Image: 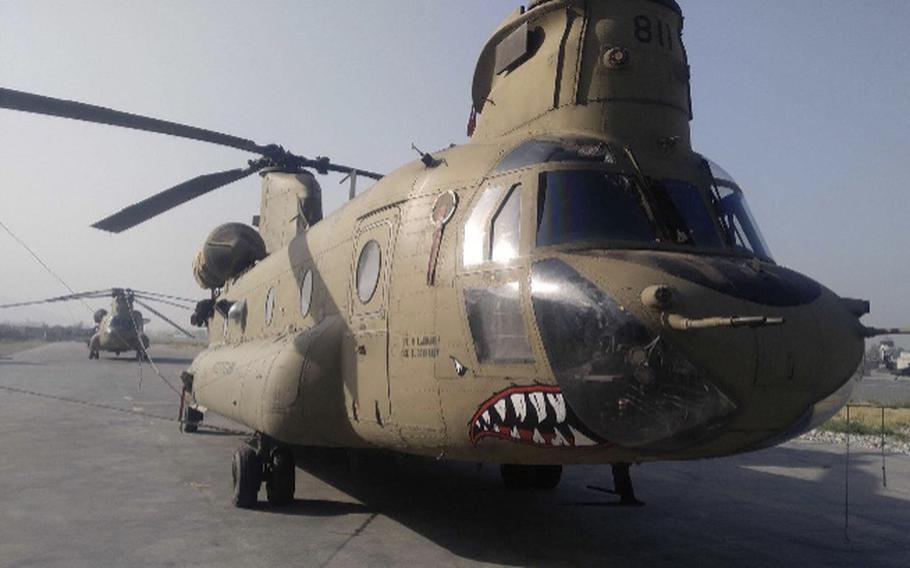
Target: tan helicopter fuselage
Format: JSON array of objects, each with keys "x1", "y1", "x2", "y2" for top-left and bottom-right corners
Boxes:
[
  {"x1": 187, "y1": 0, "x2": 864, "y2": 465},
  {"x1": 89, "y1": 297, "x2": 149, "y2": 355}
]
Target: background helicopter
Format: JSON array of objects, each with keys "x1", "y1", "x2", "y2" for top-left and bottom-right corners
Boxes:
[
  {"x1": 1, "y1": 0, "x2": 909, "y2": 511},
  {"x1": 0, "y1": 287, "x2": 196, "y2": 360}
]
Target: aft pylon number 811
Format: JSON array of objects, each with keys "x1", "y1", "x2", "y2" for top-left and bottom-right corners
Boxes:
[{"x1": 634, "y1": 15, "x2": 677, "y2": 52}]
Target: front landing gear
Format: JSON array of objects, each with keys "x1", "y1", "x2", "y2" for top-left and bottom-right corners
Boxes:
[
  {"x1": 230, "y1": 436, "x2": 296, "y2": 508},
  {"x1": 611, "y1": 463, "x2": 643, "y2": 506},
  {"x1": 88, "y1": 349, "x2": 99, "y2": 360},
  {"x1": 181, "y1": 406, "x2": 203, "y2": 433},
  {"x1": 587, "y1": 463, "x2": 645, "y2": 506}
]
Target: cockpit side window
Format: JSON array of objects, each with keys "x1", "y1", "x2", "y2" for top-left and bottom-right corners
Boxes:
[
  {"x1": 704, "y1": 159, "x2": 773, "y2": 261},
  {"x1": 490, "y1": 185, "x2": 522, "y2": 263},
  {"x1": 463, "y1": 186, "x2": 506, "y2": 267}
]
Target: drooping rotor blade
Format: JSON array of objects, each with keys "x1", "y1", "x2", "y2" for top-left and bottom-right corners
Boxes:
[
  {"x1": 132, "y1": 290, "x2": 196, "y2": 304},
  {"x1": 133, "y1": 299, "x2": 195, "y2": 339},
  {"x1": 0, "y1": 289, "x2": 112, "y2": 309},
  {"x1": 133, "y1": 294, "x2": 194, "y2": 310},
  {"x1": 0, "y1": 87, "x2": 269, "y2": 154},
  {"x1": 92, "y1": 166, "x2": 258, "y2": 233}
]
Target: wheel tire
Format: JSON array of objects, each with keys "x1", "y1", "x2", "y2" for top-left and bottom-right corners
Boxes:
[
  {"x1": 530, "y1": 465, "x2": 562, "y2": 490},
  {"x1": 232, "y1": 446, "x2": 262, "y2": 508},
  {"x1": 266, "y1": 450, "x2": 296, "y2": 506},
  {"x1": 500, "y1": 464, "x2": 533, "y2": 490},
  {"x1": 501, "y1": 464, "x2": 562, "y2": 490}
]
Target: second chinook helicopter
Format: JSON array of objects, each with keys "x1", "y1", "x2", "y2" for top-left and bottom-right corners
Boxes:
[
  {"x1": 3, "y1": 0, "x2": 908, "y2": 508},
  {"x1": 0, "y1": 288, "x2": 196, "y2": 360}
]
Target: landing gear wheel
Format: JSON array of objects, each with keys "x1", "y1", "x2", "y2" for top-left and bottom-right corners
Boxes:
[
  {"x1": 182, "y1": 406, "x2": 203, "y2": 433},
  {"x1": 266, "y1": 449, "x2": 296, "y2": 506},
  {"x1": 88, "y1": 349, "x2": 99, "y2": 360},
  {"x1": 135, "y1": 350, "x2": 149, "y2": 362},
  {"x1": 500, "y1": 464, "x2": 562, "y2": 490},
  {"x1": 231, "y1": 445, "x2": 262, "y2": 508}
]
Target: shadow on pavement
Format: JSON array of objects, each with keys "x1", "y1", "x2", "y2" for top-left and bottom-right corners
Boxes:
[{"x1": 292, "y1": 445, "x2": 910, "y2": 567}]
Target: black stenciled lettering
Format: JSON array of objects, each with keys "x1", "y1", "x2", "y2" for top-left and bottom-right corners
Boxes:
[{"x1": 634, "y1": 15, "x2": 652, "y2": 44}]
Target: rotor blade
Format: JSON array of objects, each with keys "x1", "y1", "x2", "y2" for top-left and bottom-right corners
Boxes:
[
  {"x1": 133, "y1": 294, "x2": 194, "y2": 310},
  {"x1": 0, "y1": 289, "x2": 112, "y2": 309},
  {"x1": 133, "y1": 299, "x2": 195, "y2": 339},
  {"x1": 132, "y1": 290, "x2": 196, "y2": 304},
  {"x1": 92, "y1": 166, "x2": 258, "y2": 233},
  {"x1": 319, "y1": 162, "x2": 384, "y2": 181},
  {"x1": 0, "y1": 87, "x2": 269, "y2": 154}
]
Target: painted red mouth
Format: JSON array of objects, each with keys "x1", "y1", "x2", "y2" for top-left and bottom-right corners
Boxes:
[{"x1": 469, "y1": 385, "x2": 608, "y2": 448}]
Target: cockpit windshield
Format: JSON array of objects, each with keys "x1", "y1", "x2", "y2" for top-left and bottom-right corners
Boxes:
[
  {"x1": 517, "y1": 143, "x2": 773, "y2": 260},
  {"x1": 536, "y1": 171, "x2": 657, "y2": 247}
]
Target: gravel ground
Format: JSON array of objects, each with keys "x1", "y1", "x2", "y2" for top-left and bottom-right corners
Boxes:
[{"x1": 799, "y1": 429, "x2": 910, "y2": 455}]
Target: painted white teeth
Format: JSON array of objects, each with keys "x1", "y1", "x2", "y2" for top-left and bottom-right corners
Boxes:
[
  {"x1": 547, "y1": 393, "x2": 566, "y2": 423},
  {"x1": 510, "y1": 426, "x2": 520, "y2": 439},
  {"x1": 482, "y1": 411, "x2": 491, "y2": 425},
  {"x1": 475, "y1": 420, "x2": 482, "y2": 430},
  {"x1": 533, "y1": 429, "x2": 545, "y2": 444},
  {"x1": 494, "y1": 399, "x2": 507, "y2": 421},
  {"x1": 553, "y1": 429, "x2": 569, "y2": 446},
  {"x1": 493, "y1": 424, "x2": 500, "y2": 433},
  {"x1": 529, "y1": 392, "x2": 547, "y2": 422},
  {"x1": 510, "y1": 394, "x2": 527, "y2": 423},
  {"x1": 569, "y1": 426, "x2": 597, "y2": 447}
]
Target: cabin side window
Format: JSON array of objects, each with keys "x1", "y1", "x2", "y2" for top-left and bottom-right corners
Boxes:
[
  {"x1": 300, "y1": 270, "x2": 313, "y2": 317},
  {"x1": 265, "y1": 288, "x2": 276, "y2": 325},
  {"x1": 356, "y1": 240, "x2": 381, "y2": 304}
]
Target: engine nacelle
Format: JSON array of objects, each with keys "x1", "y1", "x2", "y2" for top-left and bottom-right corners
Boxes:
[{"x1": 193, "y1": 223, "x2": 266, "y2": 289}]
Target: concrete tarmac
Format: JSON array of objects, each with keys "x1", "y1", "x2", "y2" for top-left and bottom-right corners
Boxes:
[{"x1": 1, "y1": 342, "x2": 909, "y2": 567}]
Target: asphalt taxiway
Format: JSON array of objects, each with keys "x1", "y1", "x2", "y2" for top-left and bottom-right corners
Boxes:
[{"x1": 1, "y1": 342, "x2": 908, "y2": 567}]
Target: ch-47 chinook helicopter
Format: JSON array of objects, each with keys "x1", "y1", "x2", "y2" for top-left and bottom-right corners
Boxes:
[
  {"x1": 0, "y1": 288, "x2": 195, "y2": 360},
  {"x1": 3, "y1": 0, "x2": 909, "y2": 508}
]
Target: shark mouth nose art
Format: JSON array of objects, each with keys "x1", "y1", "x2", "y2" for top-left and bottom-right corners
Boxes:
[{"x1": 469, "y1": 385, "x2": 608, "y2": 448}]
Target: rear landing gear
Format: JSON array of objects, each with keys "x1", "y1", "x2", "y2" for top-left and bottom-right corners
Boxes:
[
  {"x1": 500, "y1": 464, "x2": 562, "y2": 490},
  {"x1": 88, "y1": 349, "x2": 99, "y2": 360},
  {"x1": 231, "y1": 435, "x2": 296, "y2": 508}
]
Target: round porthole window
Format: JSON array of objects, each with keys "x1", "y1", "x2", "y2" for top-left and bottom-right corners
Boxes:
[
  {"x1": 356, "y1": 240, "x2": 381, "y2": 304},
  {"x1": 265, "y1": 287, "x2": 276, "y2": 325},
  {"x1": 300, "y1": 270, "x2": 313, "y2": 317}
]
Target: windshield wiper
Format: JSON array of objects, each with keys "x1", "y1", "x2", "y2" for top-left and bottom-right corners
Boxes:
[{"x1": 622, "y1": 147, "x2": 688, "y2": 244}]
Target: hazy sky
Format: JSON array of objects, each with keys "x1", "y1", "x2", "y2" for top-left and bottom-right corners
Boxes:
[{"x1": 1, "y1": 1, "x2": 908, "y2": 344}]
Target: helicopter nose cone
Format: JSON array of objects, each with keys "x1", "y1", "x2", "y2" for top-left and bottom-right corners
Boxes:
[
  {"x1": 530, "y1": 254, "x2": 864, "y2": 453},
  {"x1": 530, "y1": 258, "x2": 738, "y2": 450}
]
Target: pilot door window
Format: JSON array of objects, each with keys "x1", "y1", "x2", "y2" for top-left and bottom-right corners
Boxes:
[{"x1": 463, "y1": 183, "x2": 522, "y2": 267}]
